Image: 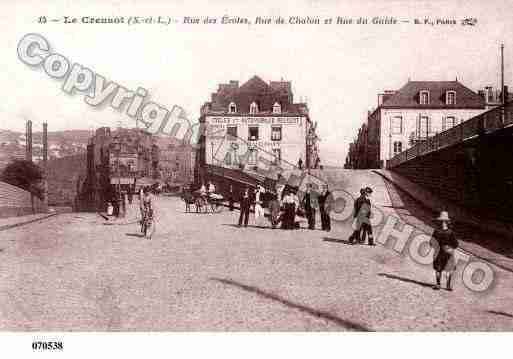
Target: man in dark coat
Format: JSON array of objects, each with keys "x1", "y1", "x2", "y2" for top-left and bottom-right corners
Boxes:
[
  {"x1": 318, "y1": 184, "x2": 332, "y2": 231},
  {"x1": 238, "y1": 187, "x2": 251, "y2": 227},
  {"x1": 348, "y1": 188, "x2": 366, "y2": 244},
  {"x1": 359, "y1": 187, "x2": 375, "y2": 246},
  {"x1": 302, "y1": 184, "x2": 317, "y2": 230}
]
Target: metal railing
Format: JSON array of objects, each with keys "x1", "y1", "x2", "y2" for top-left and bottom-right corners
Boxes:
[{"x1": 387, "y1": 101, "x2": 513, "y2": 168}]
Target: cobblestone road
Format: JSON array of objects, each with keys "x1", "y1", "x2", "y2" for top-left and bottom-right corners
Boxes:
[{"x1": 1, "y1": 190, "x2": 513, "y2": 331}]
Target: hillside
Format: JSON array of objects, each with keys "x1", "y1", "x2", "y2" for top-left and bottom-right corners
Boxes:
[{"x1": 46, "y1": 154, "x2": 87, "y2": 206}]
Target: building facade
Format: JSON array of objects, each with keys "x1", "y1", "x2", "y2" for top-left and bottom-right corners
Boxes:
[
  {"x1": 197, "y1": 76, "x2": 319, "y2": 181},
  {"x1": 349, "y1": 80, "x2": 487, "y2": 168},
  {"x1": 77, "y1": 127, "x2": 159, "y2": 211},
  {"x1": 156, "y1": 137, "x2": 196, "y2": 186}
]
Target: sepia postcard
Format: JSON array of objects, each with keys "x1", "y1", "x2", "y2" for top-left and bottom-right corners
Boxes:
[{"x1": 0, "y1": 0, "x2": 512, "y2": 357}]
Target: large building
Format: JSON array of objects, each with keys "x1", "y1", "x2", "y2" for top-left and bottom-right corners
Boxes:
[
  {"x1": 197, "y1": 76, "x2": 320, "y2": 181},
  {"x1": 350, "y1": 80, "x2": 487, "y2": 169},
  {"x1": 77, "y1": 127, "x2": 159, "y2": 211}
]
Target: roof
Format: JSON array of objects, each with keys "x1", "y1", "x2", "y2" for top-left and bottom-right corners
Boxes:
[
  {"x1": 381, "y1": 81, "x2": 485, "y2": 109},
  {"x1": 206, "y1": 75, "x2": 306, "y2": 116}
]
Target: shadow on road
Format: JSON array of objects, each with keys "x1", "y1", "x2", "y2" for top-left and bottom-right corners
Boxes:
[
  {"x1": 383, "y1": 180, "x2": 513, "y2": 273},
  {"x1": 125, "y1": 233, "x2": 145, "y2": 238},
  {"x1": 378, "y1": 273, "x2": 434, "y2": 289},
  {"x1": 211, "y1": 277, "x2": 371, "y2": 331},
  {"x1": 323, "y1": 237, "x2": 352, "y2": 245},
  {"x1": 222, "y1": 224, "x2": 272, "y2": 230},
  {"x1": 486, "y1": 310, "x2": 513, "y2": 319}
]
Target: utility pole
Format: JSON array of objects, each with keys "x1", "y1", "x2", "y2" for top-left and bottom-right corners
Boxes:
[{"x1": 501, "y1": 43, "x2": 505, "y2": 105}]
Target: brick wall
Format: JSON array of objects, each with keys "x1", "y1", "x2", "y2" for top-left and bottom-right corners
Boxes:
[{"x1": 0, "y1": 181, "x2": 46, "y2": 218}]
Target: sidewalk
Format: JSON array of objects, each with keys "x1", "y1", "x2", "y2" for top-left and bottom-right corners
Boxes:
[
  {"x1": 373, "y1": 169, "x2": 513, "y2": 240},
  {"x1": 0, "y1": 212, "x2": 58, "y2": 231}
]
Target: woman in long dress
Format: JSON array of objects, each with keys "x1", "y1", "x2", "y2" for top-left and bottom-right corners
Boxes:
[
  {"x1": 431, "y1": 211, "x2": 458, "y2": 291},
  {"x1": 269, "y1": 193, "x2": 281, "y2": 229},
  {"x1": 281, "y1": 190, "x2": 296, "y2": 230}
]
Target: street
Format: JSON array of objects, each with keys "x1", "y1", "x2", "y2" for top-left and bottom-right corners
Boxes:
[{"x1": 1, "y1": 174, "x2": 513, "y2": 331}]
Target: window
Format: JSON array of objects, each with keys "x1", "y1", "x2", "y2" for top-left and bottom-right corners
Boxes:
[
  {"x1": 391, "y1": 116, "x2": 403, "y2": 134},
  {"x1": 446, "y1": 91, "x2": 456, "y2": 105},
  {"x1": 272, "y1": 148, "x2": 281, "y2": 164},
  {"x1": 418, "y1": 115, "x2": 430, "y2": 138},
  {"x1": 248, "y1": 149, "x2": 258, "y2": 165},
  {"x1": 393, "y1": 141, "x2": 403, "y2": 155},
  {"x1": 227, "y1": 126, "x2": 237, "y2": 140},
  {"x1": 442, "y1": 116, "x2": 458, "y2": 131},
  {"x1": 250, "y1": 102, "x2": 258, "y2": 114},
  {"x1": 273, "y1": 102, "x2": 281, "y2": 114},
  {"x1": 271, "y1": 125, "x2": 282, "y2": 141},
  {"x1": 228, "y1": 102, "x2": 237, "y2": 113},
  {"x1": 420, "y1": 90, "x2": 430, "y2": 105},
  {"x1": 248, "y1": 126, "x2": 259, "y2": 140}
]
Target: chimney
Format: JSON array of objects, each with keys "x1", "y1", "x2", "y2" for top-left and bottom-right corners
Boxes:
[
  {"x1": 501, "y1": 43, "x2": 505, "y2": 105},
  {"x1": 26, "y1": 120, "x2": 32, "y2": 161},
  {"x1": 43, "y1": 122, "x2": 48, "y2": 163},
  {"x1": 42, "y1": 122, "x2": 48, "y2": 209}
]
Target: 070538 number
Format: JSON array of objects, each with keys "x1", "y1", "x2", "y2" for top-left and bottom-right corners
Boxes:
[{"x1": 32, "y1": 341, "x2": 63, "y2": 350}]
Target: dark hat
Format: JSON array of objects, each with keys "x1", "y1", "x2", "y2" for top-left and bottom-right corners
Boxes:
[
  {"x1": 360, "y1": 188, "x2": 366, "y2": 195},
  {"x1": 365, "y1": 187, "x2": 373, "y2": 194}
]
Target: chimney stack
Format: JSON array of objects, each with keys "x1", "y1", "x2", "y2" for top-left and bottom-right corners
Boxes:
[
  {"x1": 501, "y1": 43, "x2": 505, "y2": 105},
  {"x1": 43, "y1": 122, "x2": 48, "y2": 164},
  {"x1": 43, "y1": 122, "x2": 48, "y2": 210},
  {"x1": 25, "y1": 120, "x2": 32, "y2": 161}
]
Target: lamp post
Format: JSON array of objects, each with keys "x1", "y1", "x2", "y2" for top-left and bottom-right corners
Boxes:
[{"x1": 306, "y1": 131, "x2": 315, "y2": 174}]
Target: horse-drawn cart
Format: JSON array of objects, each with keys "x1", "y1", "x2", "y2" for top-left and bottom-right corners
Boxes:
[{"x1": 181, "y1": 189, "x2": 224, "y2": 213}]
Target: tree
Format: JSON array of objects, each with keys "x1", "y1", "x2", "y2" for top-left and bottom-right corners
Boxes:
[{"x1": 1, "y1": 159, "x2": 44, "y2": 199}]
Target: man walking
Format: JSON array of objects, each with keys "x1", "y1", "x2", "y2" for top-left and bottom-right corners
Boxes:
[
  {"x1": 318, "y1": 184, "x2": 332, "y2": 231},
  {"x1": 358, "y1": 187, "x2": 375, "y2": 246},
  {"x1": 302, "y1": 183, "x2": 318, "y2": 230},
  {"x1": 348, "y1": 188, "x2": 366, "y2": 244},
  {"x1": 238, "y1": 187, "x2": 251, "y2": 227}
]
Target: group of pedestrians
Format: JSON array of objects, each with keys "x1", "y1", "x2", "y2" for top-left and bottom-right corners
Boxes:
[
  {"x1": 237, "y1": 186, "x2": 275, "y2": 228},
  {"x1": 236, "y1": 183, "x2": 332, "y2": 231},
  {"x1": 345, "y1": 185, "x2": 459, "y2": 292},
  {"x1": 348, "y1": 187, "x2": 375, "y2": 245}
]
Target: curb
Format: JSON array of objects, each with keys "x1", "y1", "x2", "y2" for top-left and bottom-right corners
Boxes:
[
  {"x1": 0, "y1": 213, "x2": 59, "y2": 232},
  {"x1": 373, "y1": 170, "x2": 513, "y2": 240}
]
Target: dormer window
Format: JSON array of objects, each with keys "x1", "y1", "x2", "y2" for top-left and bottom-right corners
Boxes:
[
  {"x1": 420, "y1": 90, "x2": 430, "y2": 105},
  {"x1": 273, "y1": 102, "x2": 282, "y2": 114},
  {"x1": 228, "y1": 102, "x2": 237, "y2": 113},
  {"x1": 249, "y1": 102, "x2": 258, "y2": 114},
  {"x1": 446, "y1": 91, "x2": 456, "y2": 105}
]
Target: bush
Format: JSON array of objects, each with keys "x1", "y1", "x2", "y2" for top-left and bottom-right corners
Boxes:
[{"x1": 1, "y1": 159, "x2": 44, "y2": 199}]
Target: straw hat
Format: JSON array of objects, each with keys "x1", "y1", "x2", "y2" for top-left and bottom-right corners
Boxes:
[{"x1": 436, "y1": 211, "x2": 451, "y2": 221}]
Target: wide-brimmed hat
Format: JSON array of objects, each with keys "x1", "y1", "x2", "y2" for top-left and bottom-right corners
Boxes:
[{"x1": 436, "y1": 211, "x2": 451, "y2": 221}]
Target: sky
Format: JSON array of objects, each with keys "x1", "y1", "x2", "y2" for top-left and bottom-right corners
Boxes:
[{"x1": 0, "y1": 0, "x2": 512, "y2": 166}]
